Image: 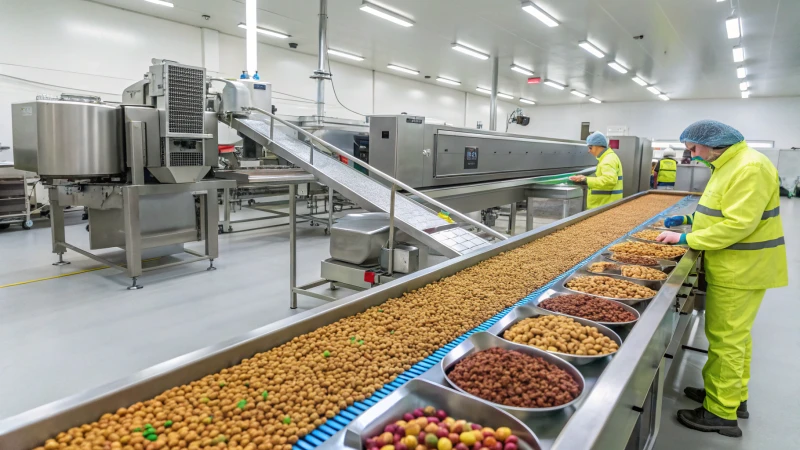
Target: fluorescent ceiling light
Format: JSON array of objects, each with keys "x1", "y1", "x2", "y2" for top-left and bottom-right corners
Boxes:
[
  {"x1": 726, "y1": 16, "x2": 741, "y2": 39},
  {"x1": 578, "y1": 41, "x2": 605, "y2": 58},
  {"x1": 436, "y1": 77, "x2": 461, "y2": 86},
  {"x1": 387, "y1": 64, "x2": 419, "y2": 75},
  {"x1": 520, "y1": 98, "x2": 536, "y2": 105},
  {"x1": 737, "y1": 66, "x2": 746, "y2": 78},
  {"x1": 632, "y1": 76, "x2": 648, "y2": 86},
  {"x1": 328, "y1": 49, "x2": 364, "y2": 61},
  {"x1": 647, "y1": 86, "x2": 661, "y2": 95},
  {"x1": 741, "y1": 90, "x2": 750, "y2": 98},
  {"x1": 475, "y1": 87, "x2": 513, "y2": 99},
  {"x1": 238, "y1": 23, "x2": 290, "y2": 39},
  {"x1": 452, "y1": 43, "x2": 489, "y2": 60},
  {"x1": 144, "y1": 0, "x2": 173, "y2": 6},
  {"x1": 360, "y1": 1, "x2": 415, "y2": 27},
  {"x1": 543, "y1": 80, "x2": 566, "y2": 90},
  {"x1": 732, "y1": 46, "x2": 744, "y2": 62},
  {"x1": 739, "y1": 81, "x2": 749, "y2": 90},
  {"x1": 588, "y1": 97, "x2": 602, "y2": 104},
  {"x1": 521, "y1": 1, "x2": 559, "y2": 27},
  {"x1": 510, "y1": 64, "x2": 534, "y2": 76},
  {"x1": 658, "y1": 94, "x2": 670, "y2": 101},
  {"x1": 608, "y1": 61, "x2": 628, "y2": 74},
  {"x1": 570, "y1": 90, "x2": 587, "y2": 98}
]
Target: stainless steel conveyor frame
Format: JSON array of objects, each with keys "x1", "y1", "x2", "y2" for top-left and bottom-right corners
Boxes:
[{"x1": 0, "y1": 191, "x2": 700, "y2": 450}]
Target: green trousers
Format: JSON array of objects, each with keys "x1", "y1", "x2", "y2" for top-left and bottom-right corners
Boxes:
[{"x1": 702, "y1": 283, "x2": 765, "y2": 420}]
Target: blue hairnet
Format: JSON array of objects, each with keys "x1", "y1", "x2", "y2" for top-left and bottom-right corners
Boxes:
[
  {"x1": 679, "y1": 120, "x2": 744, "y2": 148},
  {"x1": 586, "y1": 132, "x2": 608, "y2": 147}
]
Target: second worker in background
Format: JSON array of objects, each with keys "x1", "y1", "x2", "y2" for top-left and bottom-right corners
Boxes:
[{"x1": 569, "y1": 132, "x2": 624, "y2": 209}]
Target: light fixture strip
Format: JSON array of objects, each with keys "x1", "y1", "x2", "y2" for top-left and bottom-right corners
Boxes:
[
  {"x1": 543, "y1": 80, "x2": 566, "y2": 90},
  {"x1": 736, "y1": 66, "x2": 746, "y2": 78},
  {"x1": 741, "y1": 90, "x2": 750, "y2": 98},
  {"x1": 476, "y1": 87, "x2": 513, "y2": 99},
  {"x1": 570, "y1": 90, "x2": 587, "y2": 98},
  {"x1": 452, "y1": 43, "x2": 490, "y2": 60},
  {"x1": 144, "y1": 0, "x2": 174, "y2": 6},
  {"x1": 520, "y1": 98, "x2": 536, "y2": 105},
  {"x1": 726, "y1": 16, "x2": 741, "y2": 39},
  {"x1": 647, "y1": 86, "x2": 661, "y2": 95},
  {"x1": 328, "y1": 49, "x2": 364, "y2": 61},
  {"x1": 238, "y1": 23, "x2": 290, "y2": 39},
  {"x1": 732, "y1": 46, "x2": 744, "y2": 62},
  {"x1": 632, "y1": 76, "x2": 648, "y2": 86},
  {"x1": 608, "y1": 61, "x2": 628, "y2": 74},
  {"x1": 387, "y1": 64, "x2": 419, "y2": 75},
  {"x1": 578, "y1": 41, "x2": 605, "y2": 58},
  {"x1": 510, "y1": 64, "x2": 534, "y2": 76},
  {"x1": 521, "y1": 1, "x2": 559, "y2": 27},
  {"x1": 436, "y1": 77, "x2": 461, "y2": 86},
  {"x1": 658, "y1": 94, "x2": 670, "y2": 101},
  {"x1": 359, "y1": 1, "x2": 415, "y2": 27},
  {"x1": 588, "y1": 97, "x2": 602, "y2": 104}
]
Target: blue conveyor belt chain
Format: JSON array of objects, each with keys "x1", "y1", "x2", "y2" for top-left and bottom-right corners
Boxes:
[{"x1": 294, "y1": 195, "x2": 697, "y2": 450}]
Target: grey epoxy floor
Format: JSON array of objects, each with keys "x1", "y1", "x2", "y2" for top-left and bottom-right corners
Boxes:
[{"x1": 654, "y1": 198, "x2": 800, "y2": 449}]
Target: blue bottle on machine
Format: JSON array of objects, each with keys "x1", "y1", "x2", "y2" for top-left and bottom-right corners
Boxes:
[
  {"x1": 240, "y1": 70, "x2": 250, "y2": 79},
  {"x1": 253, "y1": 71, "x2": 260, "y2": 80}
]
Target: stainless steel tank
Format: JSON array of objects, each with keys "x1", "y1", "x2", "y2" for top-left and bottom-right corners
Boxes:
[{"x1": 12, "y1": 96, "x2": 122, "y2": 177}]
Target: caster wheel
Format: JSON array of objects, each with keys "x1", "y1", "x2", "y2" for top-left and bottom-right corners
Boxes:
[
  {"x1": 22, "y1": 220, "x2": 33, "y2": 230},
  {"x1": 218, "y1": 224, "x2": 224, "y2": 234},
  {"x1": 86, "y1": 224, "x2": 90, "y2": 232},
  {"x1": 0, "y1": 223, "x2": 9, "y2": 230},
  {"x1": 324, "y1": 228, "x2": 329, "y2": 235},
  {"x1": 248, "y1": 199, "x2": 255, "y2": 206}
]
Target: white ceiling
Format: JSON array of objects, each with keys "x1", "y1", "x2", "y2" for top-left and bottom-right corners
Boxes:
[{"x1": 88, "y1": 0, "x2": 799, "y2": 105}]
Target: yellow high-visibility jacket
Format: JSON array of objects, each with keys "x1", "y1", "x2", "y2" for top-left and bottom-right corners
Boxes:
[
  {"x1": 586, "y1": 148, "x2": 624, "y2": 209},
  {"x1": 685, "y1": 141, "x2": 788, "y2": 289},
  {"x1": 656, "y1": 158, "x2": 677, "y2": 184}
]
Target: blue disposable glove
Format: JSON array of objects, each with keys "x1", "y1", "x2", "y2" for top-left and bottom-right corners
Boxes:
[{"x1": 664, "y1": 216, "x2": 685, "y2": 228}]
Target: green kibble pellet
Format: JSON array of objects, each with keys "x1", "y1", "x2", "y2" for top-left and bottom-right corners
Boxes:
[
  {"x1": 378, "y1": 309, "x2": 384, "y2": 312},
  {"x1": 358, "y1": 340, "x2": 364, "y2": 345},
  {"x1": 133, "y1": 427, "x2": 142, "y2": 432},
  {"x1": 145, "y1": 434, "x2": 157, "y2": 442},
  {"x1": 283, "y1": 416, "x2": 291, "y2": 424},
  {"x1": 323, "y1": 350, "x2": 331, "y2": 358},
  {"x1": 164, "y1": 420, "x2": 173, "y2": 428},
  {"x1": 262, "y1": 391, "x2": 269, "y2": 400},
  {"x1": 219, "y1": 381, "x2": 226, "y2": 387},
  {"x1": 350, "y1": 336, "x2": 355, "y2": 341},
  {"x1": 237, "y1": 399, "x2": 246, "y2": 410},
  {"x1": 244, "y1": 382, "x2": 249, "y2": 387}
]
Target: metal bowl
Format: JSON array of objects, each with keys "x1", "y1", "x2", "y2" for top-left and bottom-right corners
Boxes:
[
  {"x1": 584, "y1": 256, "x2": 671, "y2": 285},
  {"x1": 329, "y1": 379, "x2": 542, "y2": 450},
  {"x1": 486, "y1": 304, "x2": 622, "y2": 366},
  {"x1": 601, "y1": 251, "x2": 677, "y2": 270},
  {"x1": 559, "y1": 272, "x2": 658, "y2": 305},
  {"x1": 531, "y1": 289, "x2": 640, "y2": 328},
  {"x1": 440, "y1": 332, "x2": 586, "y2": 419},
  {"x1": 608, "y1": 239, "x2": 688, "y2": 261}
]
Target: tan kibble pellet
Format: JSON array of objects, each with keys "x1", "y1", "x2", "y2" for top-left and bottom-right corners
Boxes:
[
  {"x1": 620, "y1": 265, "x2": 667, "y2": 281},
  {"x1": 26, "y1": 195, "x2": 680, "y2": 450}
]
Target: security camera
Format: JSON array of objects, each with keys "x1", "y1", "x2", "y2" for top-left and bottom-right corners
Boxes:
[{"x1": 289, "y1": 42, "x2": 298, "y2": 49}]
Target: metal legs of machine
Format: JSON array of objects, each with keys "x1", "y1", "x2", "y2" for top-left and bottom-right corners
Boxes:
[{"x1": 48, "y1": 180, "x2": 234, "y2": 289}]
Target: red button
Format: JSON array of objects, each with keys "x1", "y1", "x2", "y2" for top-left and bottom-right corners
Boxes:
[{"x1": 363, "y1": 271, "x2": 376, "y2": 284}]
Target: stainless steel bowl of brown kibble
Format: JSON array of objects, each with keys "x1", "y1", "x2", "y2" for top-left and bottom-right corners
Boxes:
[
  {"x1": 487, "y1": 304, "x2": 622, "y2": 366},
  {"x1": 560, "y1": 272, "x2": 659, "y2": 305},
  {"x1": 586, "y1": 261, "x2": 669, "y2": 283},
  {"x1": 532, "y1": 291, "x2": 640, "y2": 328}
]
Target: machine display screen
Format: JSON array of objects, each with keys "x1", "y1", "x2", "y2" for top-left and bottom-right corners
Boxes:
[{"x1": 464, "y1": 146, "x2": 479, "y2": 169}]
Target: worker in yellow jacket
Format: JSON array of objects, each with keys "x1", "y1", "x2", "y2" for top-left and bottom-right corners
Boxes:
[
  {"x1": 657, "y1": 120, "x2": 788, "y2": 438},
  {"x1": 653, "y1": 148, "x2": 678, "y2": 189},
  {"x1": 569, "y1": 132, "x2": 623, "y2": 209}
]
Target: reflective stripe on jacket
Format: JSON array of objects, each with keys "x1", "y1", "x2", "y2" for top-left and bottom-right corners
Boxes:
[
  {"x1": 686, "y1": 141, "x2": 788, "y2": 289},
  {"x1": 586, "y1": 148, "x2": 624, "y2": 209},
  {"x1": 657, "y1": 158, "x2": 677, "y2": 183}
]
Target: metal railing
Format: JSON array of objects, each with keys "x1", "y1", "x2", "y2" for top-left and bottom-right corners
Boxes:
[{"x1": 247, "y1": 107, "x2": 509, "y2": 259}]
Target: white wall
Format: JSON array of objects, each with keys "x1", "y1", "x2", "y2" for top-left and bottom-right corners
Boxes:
[
  {"x1": 1, "y1": 0, "x2": 798, "y2": 162},
  {"x1": 506, "y1": 97, "x2": 800, "y2": 149}
]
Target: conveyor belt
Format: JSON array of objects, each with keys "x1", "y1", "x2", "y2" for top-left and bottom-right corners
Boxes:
[
  {"x1": 301, "y1": 194, "x2": 698, "y2": 450},
  {"x1": 232, "y1": 118, "x2": 491, "y2": 257}
]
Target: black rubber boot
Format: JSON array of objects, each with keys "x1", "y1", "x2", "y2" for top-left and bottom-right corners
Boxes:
[
  {"x1": 677, "y1": 406, "x2": 742, "y2": 437},
  {"x1": 683, "y1": 387, "x2": 749, "y2": 419}
]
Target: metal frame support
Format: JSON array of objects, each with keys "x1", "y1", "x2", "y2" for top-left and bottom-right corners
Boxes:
[
  {"x1": 289, "y1": 184, "x2": 298, "y2": 309},
  {"x1": 311, "y1": 0, "x2": 330, "y2": 123},
  {"x1": 507, "y1": 202, "x2": 517, "y2": 235},
  {"x1": 327, "y1": 186, "x2": 334, "y2": 233},
  {"x1": 49, "y1": 194, "x2": 70, "y2": 265},
  {"x1": 122, "y1": 187, "x2": 143, "y2": 289},
  {"x1": 204, "y1": 185, "x2": 219, "y2": 270},
  {"x1": 127, "y1": 121, "x2": 146, "y2": 185},
  {"x1": 387, "y1": 184, "x2": 396, "y2": 275},
  {"x1": 489, "y1": 55, "x2": 499, "y2": 131}
]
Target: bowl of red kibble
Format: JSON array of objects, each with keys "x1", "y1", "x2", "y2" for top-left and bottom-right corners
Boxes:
[{"x1": 365, "y1": 405, "x2": 521, "y2": 450}]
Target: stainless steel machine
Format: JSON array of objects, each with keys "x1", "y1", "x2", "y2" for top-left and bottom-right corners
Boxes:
[
  {"x1": 368, "y1": 115, "x2": 596, "y2": 189},
  {"x1": 11, "y1": 59, "x2": 235, "y2": 289}
]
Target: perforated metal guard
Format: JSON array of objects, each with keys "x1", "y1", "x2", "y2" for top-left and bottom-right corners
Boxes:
[
  {"x1": 235, "y1": 118, "x2": 492, "y2": 257},
  {"x1": 170, "y1": 151, "x2": 203, "y2": 167},
  {"x1": 165, "y1": 64, "x2": 205, "y2": 135}
]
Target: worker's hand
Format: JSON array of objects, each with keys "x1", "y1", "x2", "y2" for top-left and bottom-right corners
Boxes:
[
  {"x1": 569, "y1": 175, "x2": 587, "y2": 184},
  {"x1": 663, "y1": 216, "x2": 685, "y2": 228},
  {"x1": 656, "y1": 231, "x2": 686, "y2": 245}
]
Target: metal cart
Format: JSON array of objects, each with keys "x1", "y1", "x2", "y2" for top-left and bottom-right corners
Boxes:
[{"x1": 0, "y1": 164, "x2": 33, "y2": 230}]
